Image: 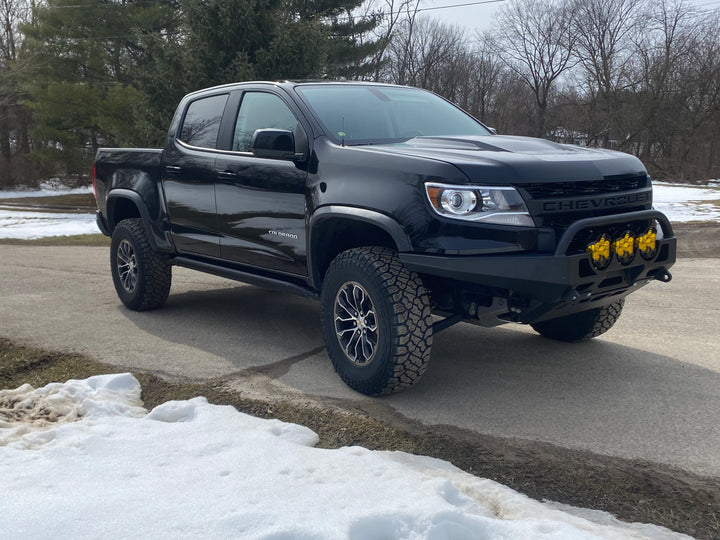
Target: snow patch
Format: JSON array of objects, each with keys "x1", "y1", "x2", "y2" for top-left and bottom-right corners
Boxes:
[
  {"x1": 0, "y1": 373, "x2": 144, "y2": 448},
  {"x1": 0, "y1": 183, "x2": 92, "y2": 199},
  {"x1": 652, "y1": 182, "x2": 720, "y2": 222},
  {"x1": 0, "y1": 209, "x2": 98, "y2": 238},
  {"x1": 0, "y1": 374, "x2": 692, "y2": 539}
]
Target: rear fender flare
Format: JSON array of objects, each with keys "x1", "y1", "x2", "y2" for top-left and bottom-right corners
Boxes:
[{"x1": 107, "y1": 189, "x2": 172, "y2": 252}]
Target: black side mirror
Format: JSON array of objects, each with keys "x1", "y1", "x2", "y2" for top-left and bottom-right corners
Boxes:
[{"x1": 251, "y1": 129, "x2": 301, "y2": 160}]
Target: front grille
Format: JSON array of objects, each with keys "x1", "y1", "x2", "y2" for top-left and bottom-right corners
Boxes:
[
  {"x1": 516, "y1": 173, "x2": 653, "y2": 229},
  {"x1": 520, "y1": 174, "x2": 649, "y2": 199}
]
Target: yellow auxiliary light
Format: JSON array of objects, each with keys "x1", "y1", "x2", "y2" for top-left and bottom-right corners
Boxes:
[
  {"x1": 636, "y1": 228, "x2": 658, "y2": 260},
  {"x1": 613, "y1": 231, "x2": 636, "y2": 265},
  {"x1": 586, "y1": 234, "x2": 612, "y2": 270}
]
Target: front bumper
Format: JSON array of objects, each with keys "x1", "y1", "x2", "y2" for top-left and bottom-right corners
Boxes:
[{"x1": 400, "y1": 210, "x2": 676, "y2": 324}]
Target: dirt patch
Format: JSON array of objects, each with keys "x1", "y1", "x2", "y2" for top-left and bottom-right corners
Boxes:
[
  {"x1": 0, "y1": 234, "x2": 110, "y2": 246},
  {"x1": 1, "y1": 337, "x2": 718, "y2": 539},
  {"x1": 673, "y1": 222, "x2": 720, "y2": 258},
  {"x1": 0, "y1": 383, "x2": 84, "y2": 431},
  {"x1": 0, "y1": 193, "x2": 96, "y2": 211}
]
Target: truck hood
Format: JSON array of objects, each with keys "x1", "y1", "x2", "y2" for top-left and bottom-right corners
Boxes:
[{"x1": 358, "y1": 135, "x2": 646, "y2": 184}]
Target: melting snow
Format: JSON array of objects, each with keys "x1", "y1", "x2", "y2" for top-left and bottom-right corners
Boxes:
[
  {"x1": 0, "y1": 209, "x2": 98, "y2": 239},
  {"x1": 0, "y1": 375, "x2": 691, "y2": 539},
  {"x1": 652, "y1": 183, "x2": 720, "y2": 222}
]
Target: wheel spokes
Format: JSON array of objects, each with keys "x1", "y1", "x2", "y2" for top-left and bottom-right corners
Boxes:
[
  {"x1": 117, "y1": 240, "x2": 138, "y2": 293},
  {"x1": 334, "y1": 282, "x2": 379, "y2": 366}
]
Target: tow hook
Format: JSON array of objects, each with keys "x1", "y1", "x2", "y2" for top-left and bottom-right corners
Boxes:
[
  {"x1": 655, "y1": 268, "x2": 673, "y2": 283},
  {"x1": 562, "y1": 288, "x2": 580, "y2": 304}
]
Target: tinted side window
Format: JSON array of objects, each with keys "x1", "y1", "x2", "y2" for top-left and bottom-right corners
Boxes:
[
  {"x1": 179, "y1": 94, "x2": 229, "y2": 149},
  {"x1": 233, "y1": 92, "x2": 298, "y2": 152}
]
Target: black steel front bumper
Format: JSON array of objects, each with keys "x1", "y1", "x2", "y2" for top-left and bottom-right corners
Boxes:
[{"x1": 400, "y1": 210, "x2": 676, "y2": 324}]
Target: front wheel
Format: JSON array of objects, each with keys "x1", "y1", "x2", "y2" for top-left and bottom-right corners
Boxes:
[
  {"x1": 110, "y1": 218, "x2": 171, "y2": 311},
  {"x1": 320, "y1": 247, "x2": 433, "y2": 396},
  {"x1": 530, "y1": 299, "x2": 625, "y2": 342}
]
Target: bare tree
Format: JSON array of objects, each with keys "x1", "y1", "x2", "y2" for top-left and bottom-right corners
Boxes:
[
  {"x1": 490, "y1": 69, "x2": 536, "y2": 135},
  {"x1": 469, "y1": 35, "x2": 504, "y2": 124},
  {"x1": 363, "y1": 0, "x2": 421, "y2": 81},
  {"x1": 629, "y1": 0, "x2": 702, "y2": 171},
  {"x1": 383, "y1": 16, "x2": 465, "y2": 89},
  {"x1": 570, "y1": 0, "x2": 644, "y2": 146},
  {"x1": 491, "y1": 0, "x2": 577, "y2": 137}
]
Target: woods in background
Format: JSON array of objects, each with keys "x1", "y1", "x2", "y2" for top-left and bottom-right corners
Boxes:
[{"x1": 1, "y1": 0, "x2": 718, "y2": 186}]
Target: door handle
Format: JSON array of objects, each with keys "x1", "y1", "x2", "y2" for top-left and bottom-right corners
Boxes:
[
  {"x1": 165, "y1": 165, "x2": 182, "y2": 174},
  {"x1": 217, "y1": 170, "x2": 238, "y2": 181}
]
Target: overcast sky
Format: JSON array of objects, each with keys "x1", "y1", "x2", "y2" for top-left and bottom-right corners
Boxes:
[{"x1": 426, "y1": 0, "x2": 720, "y2": 33}]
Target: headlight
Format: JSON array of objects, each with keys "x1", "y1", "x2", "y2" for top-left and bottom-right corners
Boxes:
[{"x1": 425, "y1": 183, "x2": 535, "y2": 226}]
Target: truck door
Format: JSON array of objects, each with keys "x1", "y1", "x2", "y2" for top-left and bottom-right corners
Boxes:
[
  {"x1": 163, "y1": 92, "x2": 229, "y2": 258},
  {"x1": 214, "y1": 90, "x2": 308, "y2": 276}
]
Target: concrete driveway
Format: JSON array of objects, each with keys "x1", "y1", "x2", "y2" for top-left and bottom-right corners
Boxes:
[{"x1": 1, "y1": 244, "x2": 718, "y2": 479}]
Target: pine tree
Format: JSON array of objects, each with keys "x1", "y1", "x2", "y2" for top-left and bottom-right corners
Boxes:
[
  {"x1": 18, "y1": 0, "x2": 179, "y2": 174},
  {"x1": 180, "y1": 0, "x2": 384, "y2": 84}
]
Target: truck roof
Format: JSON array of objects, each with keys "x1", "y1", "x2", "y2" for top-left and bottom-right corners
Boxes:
[{"x1": 183, "y1": 80, "x2": 407, "y2": 99}]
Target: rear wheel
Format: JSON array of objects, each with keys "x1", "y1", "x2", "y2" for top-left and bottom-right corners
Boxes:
[
  {"x1": 110, "y1": 218, "x2": 171, "y2": 311},
  {"x1": 320, "y1": 247, "x2": 433, "y2": 396},
  {"x1": 531, "y1": 299, "x2": 625, "y2": 342}
]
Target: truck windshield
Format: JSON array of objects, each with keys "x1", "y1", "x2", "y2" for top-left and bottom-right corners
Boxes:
[{"x1": 296, "y1": 85, "x2": 491, "y2": 145}]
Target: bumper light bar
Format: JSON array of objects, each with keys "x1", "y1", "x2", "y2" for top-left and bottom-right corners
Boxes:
[{"x1": 586, "y1": 227, "x2": 658, "y2": 270}]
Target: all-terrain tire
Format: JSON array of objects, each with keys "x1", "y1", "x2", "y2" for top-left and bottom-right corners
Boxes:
[
  {"x1": 110, "y1": 218, "x2": 171, "y2": 311},
  {"x1": 320, "y1": 247, "x2": 433, "y2": 396},
  {"x1": 530, "y1": 299, "x2": 625, "y2": 342}
]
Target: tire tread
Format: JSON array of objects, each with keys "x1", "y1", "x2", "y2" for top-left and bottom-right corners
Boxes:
[
  {"x1": 111, "y1": 218, "x2": 171, "y2": 311},
  {"x1": 531, "y1": 299, "x2": 625, "y2": 342},
  {"x1": 321, "y1": 247, "x2": 433, "y2": 396}
]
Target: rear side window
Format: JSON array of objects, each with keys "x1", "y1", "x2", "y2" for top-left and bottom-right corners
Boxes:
[{"x1": 179, "y1": 94, "x2": 229, "y2": 149}]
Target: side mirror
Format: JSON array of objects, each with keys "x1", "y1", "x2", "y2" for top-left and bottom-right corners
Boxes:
[{"x1": 251, "y1": 129, "x2": 304, "y2": 161}]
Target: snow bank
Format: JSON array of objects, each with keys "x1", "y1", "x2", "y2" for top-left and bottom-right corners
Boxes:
[
  {"x1": 0, "y1": 373, "x2": 145, "y2": 447},
  {"x1": 0, "y1": 375, "x2": 690, "y2": 539},
  {"x1": 0, "y1": 183, "x2": 98, "y2": 237},
  {"x1": 0, "y1": 183, "x2": 92, "y2": 199},
  {"x1": 652, "y1": 183, "x2": 720, "y2": 222},
  {"x1": 0, "y1": 209, "x2": 98, "y2": 238}
]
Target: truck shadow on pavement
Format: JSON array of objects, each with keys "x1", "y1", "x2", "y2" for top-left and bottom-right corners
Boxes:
[{"x1": 119, "y1": 283, "x2": 720, "y2": 479}]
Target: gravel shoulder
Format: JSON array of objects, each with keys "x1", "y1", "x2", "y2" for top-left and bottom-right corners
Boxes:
[{"x1": 672, "y1": 222, "x2": 720, "y2": 258}]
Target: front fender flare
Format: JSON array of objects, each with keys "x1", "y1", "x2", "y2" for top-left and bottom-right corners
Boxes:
[
  {"x1": 310, "y1": 206, "x2": 413, "y2": 252},
  {"x1": 308, "y1": 206, "x2": 413, "y2": 289}
]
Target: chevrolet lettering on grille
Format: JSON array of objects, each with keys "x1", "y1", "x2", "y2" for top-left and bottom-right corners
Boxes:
[{"x1": 542, "y1": 191, "x2": 651, "y2": 212}]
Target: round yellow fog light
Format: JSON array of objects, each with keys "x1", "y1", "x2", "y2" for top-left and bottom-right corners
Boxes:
[
  {"x1": 586, "y1": 234, "x2": 612, "y2": 270},
  {"x1": 613, "y1": 231, "x2": 636, "y2": 265},
  {"x1": 636, "y1": 228, "x2": 658, "y2": 260}
]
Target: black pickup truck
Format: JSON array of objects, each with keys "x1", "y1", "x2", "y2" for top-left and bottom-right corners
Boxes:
[{"x1": 93, "y1": 81, "x2": 676, "y2": 395}]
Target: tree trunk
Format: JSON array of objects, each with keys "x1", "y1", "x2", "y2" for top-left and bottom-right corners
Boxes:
[{"x1": 0, "y1": 105, "x2": 12, "y2": 186}]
